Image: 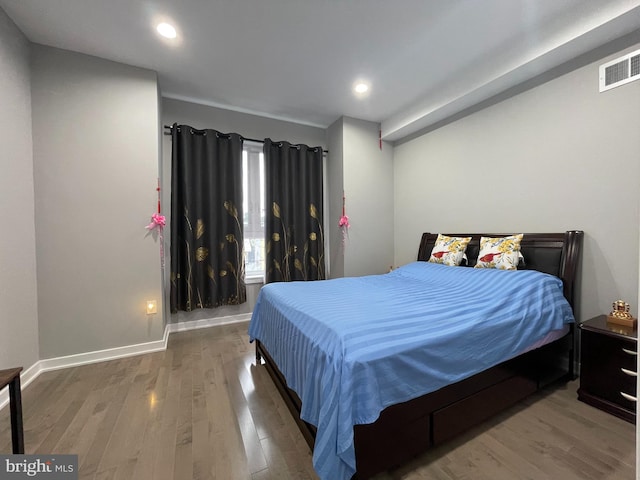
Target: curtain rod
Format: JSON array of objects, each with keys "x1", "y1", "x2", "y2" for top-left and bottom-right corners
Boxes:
[{"x1": 163, "y1": 124, "x2": 328, "y2": 153}]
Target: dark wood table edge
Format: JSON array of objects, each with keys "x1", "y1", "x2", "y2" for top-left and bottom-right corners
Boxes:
[{"x1": 0, "y1": 367, "x2": 24, "y2": 454}]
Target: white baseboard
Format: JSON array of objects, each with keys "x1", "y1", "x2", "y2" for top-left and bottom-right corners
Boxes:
[
  {"x1": 0, "y1": 314, "x2": 251, "y2": 411},
  {"x1": 168, "y1": 312, "x2": 252, "y2": 333},
  {"x1": 37, "y1": 327, "x2": 170, "y2": 373}
]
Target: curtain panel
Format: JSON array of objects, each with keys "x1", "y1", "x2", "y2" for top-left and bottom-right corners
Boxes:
[
  {"x1": 170, "y1": 124, "x2": 246, "y2": 312},
  {"x1": 264, "y1": 139, "x2": 325, "y2": 283}
]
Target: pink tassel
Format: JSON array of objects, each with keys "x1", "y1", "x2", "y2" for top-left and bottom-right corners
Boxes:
[{"x1": 339, "y1": 192, "x2": 350, "y2": 248}]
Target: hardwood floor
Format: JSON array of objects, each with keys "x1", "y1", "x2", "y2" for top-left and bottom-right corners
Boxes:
[{"x1": 0, "y1": 321, "x2": 635, "y2": 479}]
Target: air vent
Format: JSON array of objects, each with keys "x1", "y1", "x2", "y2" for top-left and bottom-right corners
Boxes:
[{"x1": 599, "y1": 48, "x2": 640, "y2": 92}]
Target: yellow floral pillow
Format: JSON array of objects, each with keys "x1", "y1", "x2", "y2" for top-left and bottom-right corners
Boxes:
[
  {"x1": 474, "y1": 234, "x2": 524, "y2": 270},
  {"x1": 428, "y1": 234, "x2": 472, "y2": 266}
]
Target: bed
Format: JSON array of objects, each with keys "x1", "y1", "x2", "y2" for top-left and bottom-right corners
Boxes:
[{"x1": 249, "y1": 231, "x2": 583, "y2": 479}]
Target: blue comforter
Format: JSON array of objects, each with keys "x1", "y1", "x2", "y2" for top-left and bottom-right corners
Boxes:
[{"x1": 248, "y1": 262, "x2": 574, "y2": 480}]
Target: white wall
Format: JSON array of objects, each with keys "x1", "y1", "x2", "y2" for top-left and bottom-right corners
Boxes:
[
  {"x1": 162, "y1": 98, "x2": 327, "y2": 323},
  {"x1": 393, "y1": 43, "x2": 640, "y2": 322},
  {"x1": 327, "y1": 117, "x2": 345, "y2": 278},
  {"x1": 0, "y1": 9, "x2": 39, "y2": 371},
  {"x1": 342, "y1": 117, "x2": 394, "y2": 277},
  {"x1": 31, "y1": 46, "x2": 164, "y2": 358}
]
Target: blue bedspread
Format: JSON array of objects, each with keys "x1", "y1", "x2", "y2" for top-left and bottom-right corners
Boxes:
[{"x1": 248, "y1": 262, "x2": 575, "y2": 480}]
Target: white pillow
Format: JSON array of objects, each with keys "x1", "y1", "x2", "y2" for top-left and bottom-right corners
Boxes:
[
  {"x1": 474, "y1": 234, "x2": 524, "y2": 270},
  {"x1": 428, "y1": 234, "x2": 472, "y2": 267}
]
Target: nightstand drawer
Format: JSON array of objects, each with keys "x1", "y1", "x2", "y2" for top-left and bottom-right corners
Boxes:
[
  {"x1": 581, "y1": 329, "x2": 636, "y2": 371},
  {"x1": 580, "y1": 370, "x2": 636, "y2": 404}
]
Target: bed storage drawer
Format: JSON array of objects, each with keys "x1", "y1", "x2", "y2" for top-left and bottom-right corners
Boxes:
[
  {"x1": 354, "y1": 411, "x2": 430, "y2": 479},
  {"x1": 431, "y1": 374, "x2": 537, "y2": 445}
]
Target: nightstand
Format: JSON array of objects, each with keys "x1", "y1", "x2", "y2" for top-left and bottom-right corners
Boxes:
[{"x1": 578, "y1": 315, "x2": 637, "y2": 423}]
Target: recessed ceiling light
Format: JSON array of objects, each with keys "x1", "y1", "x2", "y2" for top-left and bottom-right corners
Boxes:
[
  {"x1": 354, "y1": 83, "x2": 369, "y2": 94},
  {"x1": 353, "y1": 81, "x2": 371, "y2": 97},
  {"x1": 157, "y1": 22, "x2": 177, "y2": 39}
]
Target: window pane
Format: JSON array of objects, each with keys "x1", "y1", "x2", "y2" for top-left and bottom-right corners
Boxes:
[{"x1": 243, "y1": 143, "x2": 265, "y2": 278}]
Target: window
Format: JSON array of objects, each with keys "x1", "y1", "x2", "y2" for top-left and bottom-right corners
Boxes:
[
  {"x1": 242, "y1": 142, "x2": 265, "y2": 280},
  {"x1": 242, "y1": 141, "x2": 328, "y2": 281}
]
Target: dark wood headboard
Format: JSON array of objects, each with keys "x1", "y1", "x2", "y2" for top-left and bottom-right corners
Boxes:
[{"x1": 417, "y1": 231, "x2": 583, "y2": 309}]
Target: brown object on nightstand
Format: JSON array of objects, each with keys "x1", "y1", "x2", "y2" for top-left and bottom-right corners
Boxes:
[
  {"x1": 607, "y1": 315, "x2": 637, "y2": 328},
  {"x1": 0, "y1": 367, "x2": 24, "y2": 453},
  {"x1": 578, "y1": 315, "x2": 637, "y2": 424},
  {"x1": 607, "y1": 299, "x2": 637, "y2": 327}
]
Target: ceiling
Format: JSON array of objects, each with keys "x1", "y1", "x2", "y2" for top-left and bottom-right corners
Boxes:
[{"x1": 1, "y1": 1, "x2": 639, "y2": 141}]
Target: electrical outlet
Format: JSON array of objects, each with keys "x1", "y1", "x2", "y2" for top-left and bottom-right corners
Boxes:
[{"x1": 146, "y1": 300, "x2": 157, "y2": 315}]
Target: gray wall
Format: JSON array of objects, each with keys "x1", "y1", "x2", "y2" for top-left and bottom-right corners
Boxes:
[
  {"x1": 162, "y1": 98, "x2": 327, "y2": 323},
  {"x1": 342, "y1": 117, "x2": 394, "y2": 277},
  {"x1": 0, "y1": 9, "x2": 39, "y2": 370},
  {"x1": 31, "y1": 46, "x2": 164, "y2": 358},
  {"x1": 163, "y1": 98, "x2": 327, "y2": 148},
  {"x1": 327, "y1": 117, "x2": 345, "y2": 278},
  {"x1": 393, "y1": 43, "x2": 640, "y2": 322}
]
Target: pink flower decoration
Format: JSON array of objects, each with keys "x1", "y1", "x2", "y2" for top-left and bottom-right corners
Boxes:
[
  {"x1": 338, "y1": 215, "x2": 350, "y2": 228},
  {"x1": 146, "y1": 213, "x2": 166, "y2": 230}
]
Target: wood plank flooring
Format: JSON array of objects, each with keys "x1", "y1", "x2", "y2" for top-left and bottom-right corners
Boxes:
[{"x1": 0, "y1": 321, "x2": 635, "y2": 479}]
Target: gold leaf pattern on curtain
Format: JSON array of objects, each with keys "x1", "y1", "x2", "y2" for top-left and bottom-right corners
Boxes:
[
  {"x1": 184, "y1": 207, "x2": 192, "y2": 231},
  {"x1": 266, "y1": 201, "x2": 325, "y2": 282},
  {"x1": 195, "y1": 247, "x2": 209, "y2": 262},
  {"x1": 224, "y1": 200, "x2": 239, "y2": 219},
  {"x1": 223, "y1": 201, "x2": 245, "y2": 295},
  {"x1": 272, "y1": 202, "x2": 281, "y2": 218},
  {"x1": 311, "y1": 202, "x2": 325, "y2": 279},
  {"x1": 226, "y1": 260, "x2": 235, "y2": 273},
  {"x1": 196, "y1": 219, "x2": 205, "y2": 239}
]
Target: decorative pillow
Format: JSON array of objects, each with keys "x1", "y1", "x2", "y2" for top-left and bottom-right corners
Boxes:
[
  {"x1": 474, "y1": 234, "x2": 524, "y2": 270},
  {"x1": 428, "y1": 234, "x2": 472, "y2": 266}
]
